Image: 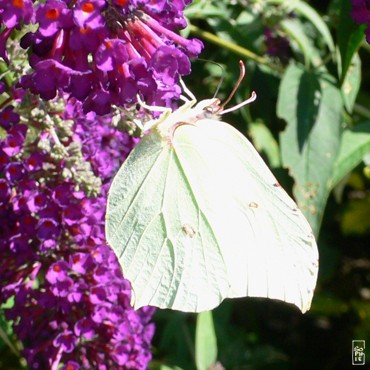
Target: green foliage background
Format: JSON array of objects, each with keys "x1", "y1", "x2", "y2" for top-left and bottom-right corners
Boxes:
[{"x1": 150, "y1": 0, "x2": 370, "y2": 369}]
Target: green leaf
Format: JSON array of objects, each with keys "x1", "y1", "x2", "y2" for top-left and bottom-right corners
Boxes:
[
  {"x1": 248, "y1": 120, "x2": 282, "y2": 168},
  {"x1": 281, "y1": 18, "x2": 321, "y2": 67},
  {"x1": 184, "y1": 0, "x2": 229, "y2": 19},
  {"x1": 341, "y1": 197, "x2": 370, "y2": 235},
  {"x1": 288, "y1": 0, "x2": 335, "y2": 52},
  {"x1": 266, "y1": 0, "x2": 335, "y2": 52},
  {"x1": 310, "y1": 294, "x2": 349, "y2": 316},
  {"x1": 337, "y1": 0, "x2": 365, "y2": 83},
  {"x1": 364, "y1": 152, "x2": 370, "y2": 166},
  {"x1": 0, "y1": 304, "x2": 18, "y2": 358},
  {"x1": 278, "y1": 63, "x2": 343, "y2": 236},
  {"x1": 156, "y1": 312, "x2": 193, "y2": 367},
  {"x1": 331, "y1": 121, "x2": 370, "y2": 188},
  {"x1": 195, "y1": 311, "x2": 217, "y2": 370},
  {"x1": 341, "y1": 52, "x2": 361, "y2": 113}
]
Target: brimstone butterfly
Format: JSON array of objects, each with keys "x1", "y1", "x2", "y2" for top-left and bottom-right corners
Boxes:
[{"x1": 106, "y1": 65, "x2": 318, "y2": 313}]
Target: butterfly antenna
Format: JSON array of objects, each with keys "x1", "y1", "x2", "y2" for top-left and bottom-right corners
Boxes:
[
  {"x1": 219, "y1": 60, "x2": 246, "y2": 111},
  {"x1": 191, "y1": 58, "x2": 225, "y2": 98},
  {"x1": 200, "y1": 59, "x2": 225, "y2": 98},
  {"x1": 221, "y1": 91, "x2": 256, "y2": 115}
]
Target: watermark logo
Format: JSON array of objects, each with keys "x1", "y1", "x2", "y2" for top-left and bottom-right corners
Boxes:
[{"x1": 352, "y1": 340, "x2": 365, "y2": 365}]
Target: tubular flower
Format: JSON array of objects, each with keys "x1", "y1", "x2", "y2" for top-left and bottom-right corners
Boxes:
[
  {"x1": 15, "y1": 0, "x2": 203, "y2": 114},
  {"x1": 0, "y1": 97, "x2": 154, "y2": 369}
]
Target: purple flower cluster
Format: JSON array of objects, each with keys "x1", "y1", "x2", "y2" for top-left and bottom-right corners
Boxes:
[
  {"x1": 0, "y1": 0, "x2": 203, "y2": 115},
  {"x1": 351, "y1": 0, "x2": 370, "y2": 42},
  {"x1": 0, "y1": 1, "x2": 202, "y2": 368},
  {"x1": 0, "y1": 96, "x2": 155, "y2": 369},
  {"x1": 263, "y1": 27, "x2": 291, "y2": 63}
]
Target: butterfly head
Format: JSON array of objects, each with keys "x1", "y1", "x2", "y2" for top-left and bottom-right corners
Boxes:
[
  {"x1": 193, "y1": 98, "x2": 223, "y2": 119},
  {"x1": 193, "y1": 61, "x2": 257, "y2": 119}
]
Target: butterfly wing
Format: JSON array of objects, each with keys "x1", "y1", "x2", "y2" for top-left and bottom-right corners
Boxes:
[
  {"x1": 106, "y1": 128, "x2": 231, "y2": 311},
  {"x1": 171, "y1": 118, "x2": 318, "y2": 313},
  {"x1": 106, "y1": 115, "x2": 318, "y2": 313}
]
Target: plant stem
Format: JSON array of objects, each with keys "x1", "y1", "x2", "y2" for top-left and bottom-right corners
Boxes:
[
  {"x1": 0, "y1": 61, "x2": 14, "y2": 88},
  {"x1": 354, "y1": 103, "x2": 370, "y2": 120},
  {"x1": 189, "y1": 24, "x2": 284, "y2": 74}
]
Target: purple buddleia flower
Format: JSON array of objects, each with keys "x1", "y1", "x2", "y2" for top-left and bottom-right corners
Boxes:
[
  {"x1": 352, "y1": 0, "x2": 370, "y2": 24},
  {"x1": 53, "y1": 330, "x2": 78, "y2": 353},
  {"x1": 28, "y1": 59, "x2": 75, "y2": 100},
  {"x1": 0, "y1": 0, "x2": 34, "y2": 29},
  {"x1": 2, "y1": 130, "x2": 25, "y2": 156},
  {"x1": 0, "y1": 178, "x2": 10, "y2": 202},
  {"x1": 36, "y1": 0, "x2": 74, "y2": 37},
  {"x1": 37, "y1": 217, "x2": 60, "y2": 240},
  {"x1": 26, "y1": 192, "x2": 48, "y2": 212},
  {"x1": 74, "y1": 317, "x2": 95, "y2": 339},
  {"x1": 62, "y1": 361, "x2": 80, "y2": 370},
  {"x1": 18, "y1": 214, "x2": 38, "y2": 236},
  {"x1": 0, "y1": 106, "x2": 20, "y2": 129},
  {"x1": 351, "y1": 0, "x2": 370, "y2": 42},
  {"x1": 111, "y1": 343, "x2": 129, "y2": 366},
  {"x1": 0, "y1": 97, "x2": 155, "y2": 369},
  {"x1": 25, "y1": 152, "x2": 44, "y2": 171},
  {"x1": 16, "y1": 0, "x2": 203, "y2": 114},
  {"x1": 69, "y1": 252, "x2": 93, "y2": 274},
  {"x1": 46, "y1": 261, "x2": 71, "y2": 284},
  {"x1": 5, "y1": 162, "x2": 26, "y2": 183},
  {"x1": 263, "y1": 27, "x2": 292, "y2": 62},
  {"x1": 0, "y1": 0, "x2": 34, "y2": 62},
  {"x1": 0, "y1": 0, "x2": 200, "y2": 367}
]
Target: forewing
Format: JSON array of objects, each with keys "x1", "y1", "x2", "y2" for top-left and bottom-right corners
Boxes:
[{"x1": 106, "y1": 130, "x2": 230, "y2": 311}]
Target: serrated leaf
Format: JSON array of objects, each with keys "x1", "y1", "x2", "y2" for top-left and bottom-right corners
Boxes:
[
  {"x1": 195, "y1": 311, "x2": 217, "y2": 370},
  {"x1": 331, "y1": 121, "x2": 370, "y2": 188},
  {"x1": 278, "y1": 63, "x2": 343, "y2": 236}
]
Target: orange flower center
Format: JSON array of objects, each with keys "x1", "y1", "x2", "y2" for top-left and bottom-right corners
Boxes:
[
  {"x1": 82, "y1": 2, "x2": 95, "y2": 13},
  {"x1": 80, "y1": 26, "x2": 91, "y2": 34},
  {"x1": 116, "y1": 0, "x2": 129, "y2": 6},
  {"x1": 46, "y1": 9, "x2": 59, "y2": 20},
  {"x1": 53, "y1": 265, "x2": 61, "y2": 272},
  {"x1": 13, "y1": 0, "x2": 24, "y2": 8}
]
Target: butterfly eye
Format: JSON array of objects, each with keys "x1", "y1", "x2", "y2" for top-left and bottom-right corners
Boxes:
[{"x1": 202, "y1": 99, "x2": 222, "y2": 116}]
